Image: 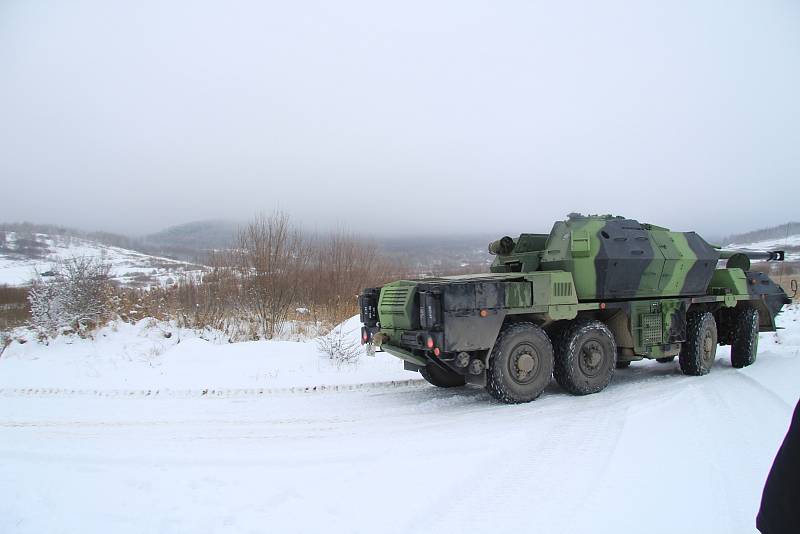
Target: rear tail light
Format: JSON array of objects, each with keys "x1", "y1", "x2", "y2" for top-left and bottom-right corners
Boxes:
[
  {"x1": 433, "y1": 347, "x2": 441, "y2": 357},
  {"x1": 426, "y1": 336, "x2": 434, "y2": 349},
  {"x1": 361, "y1": 327, "x2": 369, "y2": 345}
]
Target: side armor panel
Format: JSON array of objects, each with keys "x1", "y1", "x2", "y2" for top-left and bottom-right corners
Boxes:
[{"x1": 539, "y1": 216, "x2": 720, "y2": 301}]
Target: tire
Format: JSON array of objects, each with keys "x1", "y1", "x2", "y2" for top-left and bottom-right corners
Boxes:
[
  {"x1": 656, "y1": 356, "x2": 675, "y2": 363},
  {"x1": 679, "y1": 311, "x2": 717, "y2": 376},
  {"x1": 486, "y1": 322, "x2": 553, "y2": 404},
  {"x1": 615, "y1": 361, "x2": 631, "y2": 369},
  {"x1": 731, "y1": 307, "x2": 759, "y2": 368},
  {"x1": 420, "y1": 363, "x2": 466, "y2": 388},
  {"x1": 554, "y1": 320, "x2": 617, "y2": 395}
]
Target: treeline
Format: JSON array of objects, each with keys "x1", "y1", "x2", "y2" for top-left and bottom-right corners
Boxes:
[
  {"x1": 122, "y1": 213, "x2": 404, "y2": 339},
  {"x1": 0, "y1": 222, "x2": 139, "y2": 250},
  {"x1": 723, "y1": 222, "x2": 800, "y2": 246},
  {"x1": 1, "y1": 220, "x2": 494, "y2": 276},
  {"x1": 21, "y1": 212, "x2": 407, "y2": 341}
]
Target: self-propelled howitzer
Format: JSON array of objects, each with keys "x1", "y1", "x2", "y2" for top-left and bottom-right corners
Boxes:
[{"x1": 359, "y1": 215, "x2": 791, "y2": 404}]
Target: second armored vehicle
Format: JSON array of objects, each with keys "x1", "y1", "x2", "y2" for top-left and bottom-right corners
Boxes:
[{"x1": 359, "y1": 214, "x2": 790, "y2": 403}]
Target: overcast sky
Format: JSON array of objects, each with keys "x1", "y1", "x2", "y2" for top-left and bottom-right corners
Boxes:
[{"x1": 1, "y1": 0, "x2": 798, "y2": 238}]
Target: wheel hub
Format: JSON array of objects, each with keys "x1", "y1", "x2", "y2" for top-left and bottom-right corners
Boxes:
[
  {"x1": 517, "y1": 353, "x2": 535, "y2": 375},
  {"x1": 579, "y1": 340, "x2": 605, "y2": 376},
  {"x1": 509, "y1": 344, "x2": 540, "y2": 384}
]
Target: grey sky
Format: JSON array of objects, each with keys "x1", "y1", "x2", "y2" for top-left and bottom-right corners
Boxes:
[{"x1": 1, "y1": 0, "x2": 798, "y2": 238}]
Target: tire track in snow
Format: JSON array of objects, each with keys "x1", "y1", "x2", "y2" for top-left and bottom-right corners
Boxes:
[
  {"x1": 0, "y1": 379, "x2": 427, "y2": 399},
  {"x1": 400, "y1": 399, "x2": 629, "y2": 534},
  {"x1": 673, "y1": 370, "x2": 794, "y2": 531},
  {"x1": 725, "y1": 368, "x2": 795, "y2": 412}
]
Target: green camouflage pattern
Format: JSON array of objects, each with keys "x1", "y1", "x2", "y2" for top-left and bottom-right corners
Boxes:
[
  {"x1": 493, "y1": 214, "x2": 719, "y2": 300},
  {"x1": 366, "y1": 214, "x2": 789, "y2": 365}
]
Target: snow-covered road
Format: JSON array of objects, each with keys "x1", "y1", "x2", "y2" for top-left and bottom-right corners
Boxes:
[{"x1": 1, "y1": 344, "x2": 798, "y2": 534}]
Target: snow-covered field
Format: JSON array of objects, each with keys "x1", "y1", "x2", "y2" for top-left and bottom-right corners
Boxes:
[
  {"x1": 0, "y1": 232, "x2": 205, "y2": 287},
  {"x1": 0, "y1": 317, "x2": 410, "y2": 393},
  {"x1": 0, "y1": 307, "x2": 798, "y2": 534}
]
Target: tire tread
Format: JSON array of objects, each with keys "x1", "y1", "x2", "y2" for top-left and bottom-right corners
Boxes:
[
  {"x1": 731, "y1": 307, "x2": 759, "y2": 369},
  {"x1": 553, "y1": 320, "x2": 616, "y2": 396},
  {"x1": 487, "y1": 322, "x2": 553, "y2": 404},
  {"x1": 679, "y1": 311, "x2": 717, "y2": 376}
]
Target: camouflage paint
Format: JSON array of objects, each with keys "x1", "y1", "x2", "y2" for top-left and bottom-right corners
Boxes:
[
  {"x1": 709, "y1": 268, "x2": 749, "y2": 295},
  {"x1": 536, "y1": 216, "x2": 720, "y2": 300},
  {"x1": 365, "y1": 214, "x2": 789, "y2": 370},
  {"x1": 504, "y1": 281, "x2": 532, "y2": 308}
]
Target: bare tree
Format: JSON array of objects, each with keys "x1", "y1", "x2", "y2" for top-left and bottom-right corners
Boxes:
[
  {"x1": 103, "y1": 215, "x2": 406, "y2": 341},
  {"x1": 302, "y1": 229, "x2": 398, "y2": 328},
  {"x1": 233, "y1": 212, "x2": 309, "y2": 339}
]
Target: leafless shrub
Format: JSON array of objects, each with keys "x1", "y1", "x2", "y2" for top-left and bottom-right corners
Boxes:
[
  {"x1": 315, "y1": 324, "x2": 362, "y2": 367},
  {"x1": 28, "y1": 257, "x2": 113, "y2": 338}
]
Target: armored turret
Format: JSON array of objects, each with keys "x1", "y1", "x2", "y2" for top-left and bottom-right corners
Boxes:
[{"x1": 489, "y1": 215, "x2": 724, "y2": 300}]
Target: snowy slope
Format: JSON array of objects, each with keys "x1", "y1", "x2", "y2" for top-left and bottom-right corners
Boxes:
[
  {"x1": 0, "y1": 316, "x2": 410, "y2": 391},
  {"x1": 0, "y1": 232, "x2": 205, "y2": 287},
  {"x1": 0, "y1": 307, "x2": 798, "y2": 534}
]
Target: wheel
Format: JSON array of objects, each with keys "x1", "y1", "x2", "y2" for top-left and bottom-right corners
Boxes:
[
  {"x1": 731, "y1": 307, "x2": 759, "y2": 368},
  {"x1": 615, "y1": 360, "x2": 631, "y2": 369},
  {"x1": 679, "y1": 311, "x2": 717, "y2": 376},
  {"x1": 656, "y1": 356, "x2": 675, "y2": 363},
  {"x1": 554, "y1": 320, "x2": 617, "y2": 395},
  {"x1": 486, "y1": 323, "x2": 553, "y2": 404},
  {"x1": 420, "y1": 363, "x2": 466, "y2": 388}
]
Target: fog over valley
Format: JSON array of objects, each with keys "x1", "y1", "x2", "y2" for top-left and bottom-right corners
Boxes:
[{"x1": 1, "y1": 0, "x2": 799, "y2": 238}]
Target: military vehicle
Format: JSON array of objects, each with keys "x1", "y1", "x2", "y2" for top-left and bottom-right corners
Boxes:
[{"x1": 359, "y1": 214, "x2": 791, "y2": 404}]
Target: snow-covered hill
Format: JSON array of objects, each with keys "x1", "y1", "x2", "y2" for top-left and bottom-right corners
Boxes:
[{"x1": 0, "y1": 231, "x2": 205, "y2": 287}]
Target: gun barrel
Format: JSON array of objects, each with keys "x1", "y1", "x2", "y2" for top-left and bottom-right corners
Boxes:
[{"x1": 718, "y1": 249, "x2": 785, "y2": 261}]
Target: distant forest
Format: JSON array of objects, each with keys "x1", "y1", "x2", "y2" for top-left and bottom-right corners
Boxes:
[{"x1": 723, "y1": 222, "x2": 800, "y2": 246}]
